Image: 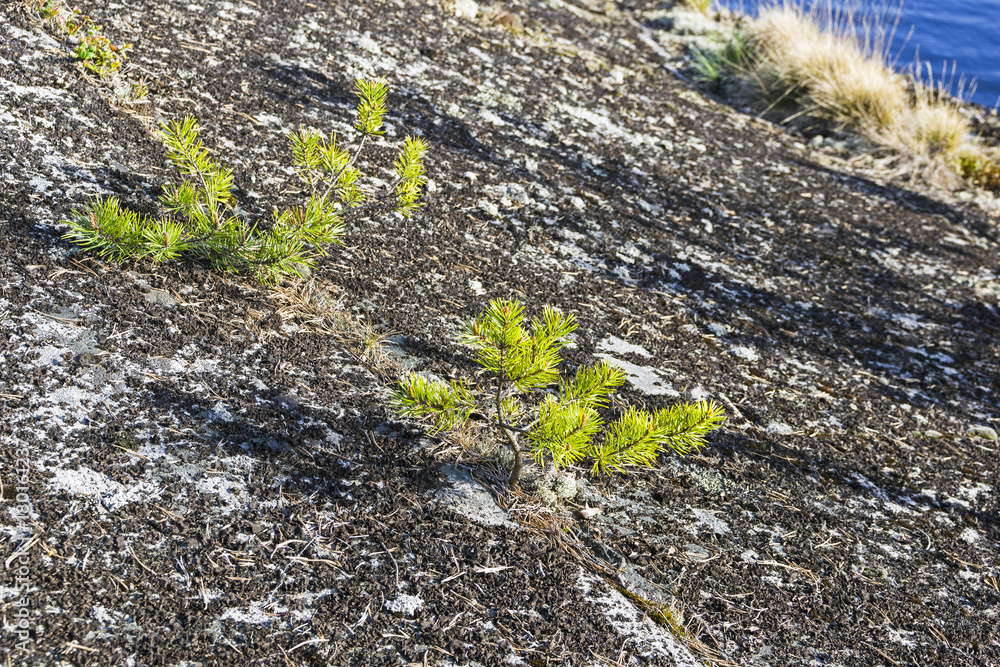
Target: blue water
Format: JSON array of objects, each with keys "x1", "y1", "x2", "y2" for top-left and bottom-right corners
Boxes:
[{"x1": 717, "y1": 0, "x2": 1000, "y2": 109}]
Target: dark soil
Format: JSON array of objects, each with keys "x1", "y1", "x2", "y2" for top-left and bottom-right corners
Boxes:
[{"x1": 1, "y1": 0, "x2": 998, "y2": 665}]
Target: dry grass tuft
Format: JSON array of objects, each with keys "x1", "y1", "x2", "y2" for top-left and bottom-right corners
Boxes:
[
  {"x1": 681, "y1": 0, "x2": 713, "y2": 13},
  {"x1": 253, "y1": 279, "x2": 399, "y2": 377},
  {"x1": 954, "y1": 145, "x2": 1000, "y2": 190},
  {"x1": 906, "y1": 96, "x2": 970, "y2": 155},
  {"x1": 732, "y1": 1, "x2": 999, "y2": 190},
  {"x1": 262, "y1": 279, "x2": 351, "y2": 335},
  {"x1": 743, "y1": 3, "x2": 906, "y2": 129}
]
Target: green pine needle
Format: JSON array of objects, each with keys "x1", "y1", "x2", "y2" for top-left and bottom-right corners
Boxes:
[
  {"x1": 559, "y1": 360, "x2": 626, "y2": 409},
  {"x1": 530, "y1": 396, "x2": 602, "y2": 469},
  {"x1": 392, "y1": 374, "x2": 477, "y2": 432},
  {"x1": 63, "y1": 196, "x2": 149, "y2": 261},
  {"x1": 653, "y1": 400, "x2": 727, "y2": 455}
]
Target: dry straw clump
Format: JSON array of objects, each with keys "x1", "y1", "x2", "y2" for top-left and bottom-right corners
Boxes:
[
  {"x1": 734, "y1": 1, "x2": 998, "y2": 188},
  {"x1": 252, "y1": 279, "x2": 399, "y2": 376},
  {"x1": 681, "y1": 0, "x2": 713, "y2": 13},
  {"x1": 743, "y1": 3, "x2": 908, "y2": 129}
]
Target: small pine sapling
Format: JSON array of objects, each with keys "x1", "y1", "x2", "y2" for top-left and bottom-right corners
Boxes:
[
  {"x1": 63, "y1": 78, "x2": 428, "y2": 282},
  {"x1": 393, "y1": 299, "x2": 724, "y2": 486}
]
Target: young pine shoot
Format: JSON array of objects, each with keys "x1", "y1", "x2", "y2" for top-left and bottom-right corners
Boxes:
[
  {"x1": 63, "y1": 77, "x2": 428, "y2": 282},
  {"x1": 393, "y1": 299, "x2": 725, "y2": 486}
]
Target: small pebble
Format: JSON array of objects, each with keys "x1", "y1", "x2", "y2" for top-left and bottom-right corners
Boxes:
[
  {"x1": 451, "y1": 0, "x2": 479, "y2": 19},
  {"x1": 967, "y1": 425, "x2": 998, "y2": 441},
  {"x1": 478, "y1": 200, "x2": 499, "y2": 217},
  {"x1": 766, "y1": 421, "x2": 794, "y2": 436}
]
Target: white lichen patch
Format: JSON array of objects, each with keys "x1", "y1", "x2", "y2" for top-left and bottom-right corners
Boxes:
[
  {"x1": 957, "y1": 482, "x2": 991, "y2": 504},
  {"x1": 596, "y1": 335, "x2": 651, "y2": 358},
  {"x1": 690, "y1": 508, "x2": 730, "y2": 535},
  {"x1": 765, "y1": 421, "x2": 794, "y2": 435},
  {"x1": 193, "y1": 475, "x2": 251, "y2": 515},
  {"x1": 218, "y1": 601, "x2": 286, "y2": 626},
  {"x1": 529, "y1": 468, "x2": 578, "y2": 506},
  {"x1": 384, "y1": 594, "x2": 424, "y2": 616},
  {"x1": 47, "y1": 466, "x2": 162, "y2": 511},
  {"x1": 578, "y1": 571, "x2": 700, "y2": 666},
  {"x1": 730, "y1": 346, "x2": 759, "y2": 363},
  {"x1": 594, "y1": 354, "x2": 678, "y2": 396},
  {"x1": 959, "y1": 528, "x2": 981, "y2": 545}
]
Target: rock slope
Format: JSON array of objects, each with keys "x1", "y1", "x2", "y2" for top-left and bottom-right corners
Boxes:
[{"x1": 1, "y1": 0, "x2": 998, "y2": 665}]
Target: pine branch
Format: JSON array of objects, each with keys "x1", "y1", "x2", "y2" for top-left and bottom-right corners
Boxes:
[
  {"x1": 394, "y1": 136, "x2": 428, "y2": 217},
  {"x1": 140, "y1": 218, "x2": 188, "y2": 263},
  {"x1": 354, "y1": 77, "x2": 388, "y2": 136},
  {"x1": 529, "y1": 396, "x2": 602, "y2": 469},
  {"x1": 653, "y1": 400, "x2": 727, "y2": 455},
  {"x1": 392, "y1": 374, "x2": 477, "y2": 432},
  {"x1": 459, "y1": 298, "x2": 527, "y2": 377},
  {"x1": 591, "y1": 406, "x2": 663, "y2": 475},
  {"x1": 156, "y1": 117, "x2": 233, "y2": 226},
  {"x1": 499, "y1": 308, "x2": 571, "y2": 390},
  {"x1": 559, "y1": 360, "x2": 625, "y2": 409},
  {"x1": 63, "y1": 196, "x2": 150, "y2": 261}
]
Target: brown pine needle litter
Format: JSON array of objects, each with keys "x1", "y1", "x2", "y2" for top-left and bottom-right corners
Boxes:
[
  {"x1": 465, "y1": 463, "x2": 740, "y2": 667},
  {"x1": 252, "y1": 279, "x2": 399, "y2": 378}
]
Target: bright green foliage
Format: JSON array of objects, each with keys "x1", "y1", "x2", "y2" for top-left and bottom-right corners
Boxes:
[
  {"x1": 393, "y1": 299, "x2": 725, "y2": 486},
  {"x1": 354, "y1": 78, "x2": 389, "y2": 136},
  {"x1": 63, "y1": 78, "x2": 428, "y2": 283},
  {"x1": 956, "y1": 149, "x2": 1000, "y2": 191},
  {"x1": 722, "y1": 32, "x2": 750, "y2": 69},
  {"x1": 63, "y1": 196, "x2": 153, "y2": 261},
  {"x1": 37, "y1": 0, "x2": 59, "y2": 19},
  {"x1": 459, "y1": 299, "x2": 576, "y2": 391},
  {"x1": 75, "y1": 26, "x2": 129, "y2": 77},
  {"x1": 394, "y1": 136, "x2": 429, "y2": 217},
  {"x1": 529, "y1": 393, "x2": 605, "y2": 470},
  {"x1": 158, "y1": 116, "x2": 237, "y2": 224},
  {"x1": 592, "y1": 403, "x2": 724, "y2": 475},
  {"x1": 131, "y1": 79, "x2": 149, "y2": 100},
  {"x1": 690, "y1": 46, "x2": 725, "y2": 86},
  {"x1": 690, "y1": 33, "x2": 749, "y2": 88},
  {"x1": 392, "y1": 375, "x2": 477, "y2": 432},
  {"x1": 681, "y1": 0, "x2": 712, "y2": 12}
]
